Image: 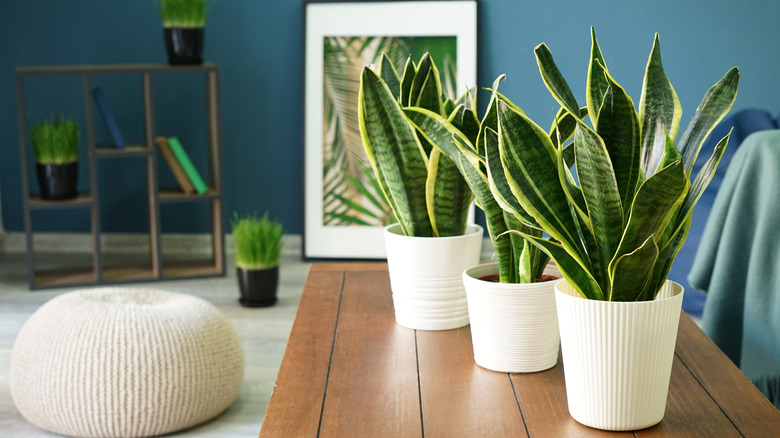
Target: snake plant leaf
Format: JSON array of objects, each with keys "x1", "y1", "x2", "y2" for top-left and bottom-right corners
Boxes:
[
  {"x1": 587, "y1": 27, "x2": 610, "y2": 129},
  {"x1": 534, "y1": 43, "x2": 581, "y2": 117},
  {"x1": 378, "y1": 53, "x2": 402, "y2": 101},
  {"x1": 596, "y1": 70, "x2": 642, "y2": 213},
  {"x1": 409, "y1": 53, "x2": 444, "y2": 115},
  {"x1": 359, "y1": 67, "x2": 432, "y2": 237},
  {"x1": 643, "y1": 214, "x2": 691, "y2": 300},
  {"x1": 512, "y1": 215, "x2": 545, "y2": 284},
  {"x1": 609, "y1": 234, "x2": 659, "y2": 301},
  {"x1": 400, "y1": 57, "x2": 414, "y2": 106},
  {"x1": 611, "y1": 160, "x2": 688, "y2": 270},
  {"x1": 426, "y1": 148, "x2": 471, "y2": 236},
  {"x1": 573, "y1": 120, "x2": 624, "y2": 279},
  {"x1": 484, "y1": 128, "x2": 538, "y2": 227},
  {"x1": 403, "y1": 107, "x2": 480, "y2": 167},
  {"x1": 497, "y1": 102, "x2": 585, "y2": 261},
  {"x1": 510, "y1": 230, "x2": 604, "y2": 300},
  {"x1": 449, "y1": 104, "x2": 481, "y2": 146},
  {"x1": 549, "y1": 106, "x2": 588, "y2": 150},
  {"x1": 443, "y1": 98, "x2": 456, "y2": 117},
  {"x1": 657, "y1": 131, "x2": 683, "y2": 172},
  {"x1": 638, "y1": 33, "x2": 683, "y2": 177},
  {"x1": 678, "y1": 67, "x2": 740, "y2": 175}
]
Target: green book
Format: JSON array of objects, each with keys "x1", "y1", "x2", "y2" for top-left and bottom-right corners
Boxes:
[{"x1": 167, "y1": 137, "x2": 208, "y2": 195}]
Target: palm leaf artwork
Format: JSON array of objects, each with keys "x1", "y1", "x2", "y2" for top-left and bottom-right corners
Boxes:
[
  {"x1": 489, "y1": 28, "x2": 739, "y2": 301},
  {"x1": 322, "y1": 36, "x2": 458, "y2": 228}
]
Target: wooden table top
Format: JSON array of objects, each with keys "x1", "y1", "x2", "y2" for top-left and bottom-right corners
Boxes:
[{"x1": 259, "y1": 263, "x2": 780, "y2": 437}]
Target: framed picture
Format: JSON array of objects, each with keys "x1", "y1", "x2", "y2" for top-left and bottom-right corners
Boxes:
[{"x1": 303, "y1": 0, "x2": 478, "y2": 259}]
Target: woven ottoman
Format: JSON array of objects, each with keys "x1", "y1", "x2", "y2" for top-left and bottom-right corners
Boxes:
[{"x1": 9, "y1": 287, "x2": 244, "y2": 438}]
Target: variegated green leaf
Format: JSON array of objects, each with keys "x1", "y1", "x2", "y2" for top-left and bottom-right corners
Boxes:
[
  {"x1": 359, "y1": 67, "x2": 432, "y2": 236},
  {"x1": 638, "y1": 33, "x2": 683, "y2": 177},
  {"x1": 378, "y1": 53, "x2": 401, "y2": 101},
  {"x1": 574, "y1": 120, "x2": 624, "y2": 284},
  {"x1": 610, "y1": 234, "x2": 658, "y2": 301},
  {"x1": 409, "y1": 53, "x2": 443, "y2": 115},
  {"x1": 549, "y1": 106, "x2": 588, "y2": 149},
  {"x1": 534, "y1": 43, "x2": 580, "y2": 117},
  {"x1": 399, "y1": 57, "x2": 414, "y2": 106},
  {"x1": 587, "y1": 27, "x2": 609, "y2": 129},
  {"x1": 484, "y1": 127, "x2": 537, "y2": 227},
  {"x1": 509, "y1": 230, "x2": 604, "y2": 300},
  {"x1": 678, "y1": 67, "x2": 740, "y2": 175},
  {"x1": 497, "y1": 102, "x2": 586, "y2": 262},
  {"x1": 426, "y1": 148, "x2": 471, "y2": 236},
  {"x1": 596, "y1": 70, "x2": 641, "y2": 213},
  {"x1": 612, "y1": 160, "x2": 688, "y2": 267}
]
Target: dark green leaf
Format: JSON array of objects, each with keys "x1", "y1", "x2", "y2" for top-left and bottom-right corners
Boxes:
[
  {"x1": 534, "y1": 43, "x2": 580, "y2": 117},
  {"x1": 609, "y1": 234, "x2": 658, "y2": 301},
  {"x1": 586, "y1": 27, "x2": 609, "y2": 129}
]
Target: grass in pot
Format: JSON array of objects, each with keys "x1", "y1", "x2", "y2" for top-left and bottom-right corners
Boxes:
[
  {"x1": 30, "y1": 114, "x2": 80, "y2": 200},
  {"x1": 232, "y1": 212, "x2": 283, "y2": 308},
  {"x1": 153, "y1": 0, "x2": 215, "y2": 64}
]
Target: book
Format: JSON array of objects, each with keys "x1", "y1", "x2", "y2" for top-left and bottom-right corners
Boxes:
[
  {"x1": 92, "y1": 87, "x2": 126, "y2": 149},
  {"x1": 155, "y1": 136, "x2": 195, "y2": 194},
  {"x1": 166, "y1": 137, "x2": 208, "y2": 195}
]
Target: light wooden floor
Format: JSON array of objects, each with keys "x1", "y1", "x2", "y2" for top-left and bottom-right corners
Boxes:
[{"x1": 0, "y1": 238, "x2": 312, "y2": 437}]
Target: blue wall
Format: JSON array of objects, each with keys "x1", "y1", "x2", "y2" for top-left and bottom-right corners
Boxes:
[{"x1": 2, "y1": 0, "x2": 779, "y2": 235}]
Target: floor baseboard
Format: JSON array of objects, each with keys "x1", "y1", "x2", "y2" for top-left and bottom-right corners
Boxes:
[{"x1": 0, "y1": 231, "x2": 303, "y2": 257}]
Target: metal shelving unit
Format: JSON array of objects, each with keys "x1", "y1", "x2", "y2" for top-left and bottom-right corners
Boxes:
[{"x1": 16, "y1": 63, "x2": 225, "y2": 289}]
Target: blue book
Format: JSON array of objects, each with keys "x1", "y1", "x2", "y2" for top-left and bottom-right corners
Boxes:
[{"x1": 92, "y1": 87, "x2": 126, "y2": 149}]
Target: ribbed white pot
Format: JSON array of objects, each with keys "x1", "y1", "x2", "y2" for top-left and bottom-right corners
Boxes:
[
  {"x1": 555, "y1": 280, "x2": 684, "y2": 431},
  {"x1": 384, "y1": 223, "x2": 483, "y2": 331},
  {"x1": 463, "y1": 263, "x2": 560, "y2": 373}
]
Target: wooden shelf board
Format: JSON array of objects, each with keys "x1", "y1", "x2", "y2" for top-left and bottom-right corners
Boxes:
[
  {"x1": 29, "y1": 193, "x2": 93, "y2": 209},
  {"x1": 158, "y1": 188, "x2": 219, "y2": 203},
  {"x1": 95, "y1": 145, "x2": 150, "y2": 157},
  {"x1": 162, "y1": 259, "x2": 222, "y2": 279},
  {"x1": 33, "y1": 267, "x2": 97, "y2": 289},
  {"x1": 102, "y1": 264, "x2": 158, "y2": 283}
]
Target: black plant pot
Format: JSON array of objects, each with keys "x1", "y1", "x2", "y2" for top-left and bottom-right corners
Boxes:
[
  {"x1": 237, "y1": 266, "x2": 279, "y2": 308},
  {"x1": 36, "y1": 162, "x2": 78, "y2": 200},
  {"x1": 164, "y1": 27, "x2": 204, "y2": 65}
]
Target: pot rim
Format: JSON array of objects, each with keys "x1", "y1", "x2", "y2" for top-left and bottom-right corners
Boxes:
[
  {"x1": 554, "y1": 279, "x2": 684, "y2": 305},
  {"x1": 384, "y1": 223, "x2": 483, "y2": 240}
]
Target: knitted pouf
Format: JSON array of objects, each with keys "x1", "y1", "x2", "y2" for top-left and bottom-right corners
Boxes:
[{"x1": 9, "y1": 287, "x2": 244, "y2": 438}]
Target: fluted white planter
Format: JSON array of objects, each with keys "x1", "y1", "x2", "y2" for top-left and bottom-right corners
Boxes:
[
  {"x1": 384, "y1": 223, "x2": 483, "y2": 331},
  {"x1": 555, "y1": 280, "x2": 684, "y2": 431},
  {"x1": 463, "y1": 262, "x2": 561, "y2": 373}
]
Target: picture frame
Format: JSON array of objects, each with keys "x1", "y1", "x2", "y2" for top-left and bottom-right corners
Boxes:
[{"x1": 303, "y1": 0, "x2": 478, "y2": 259}]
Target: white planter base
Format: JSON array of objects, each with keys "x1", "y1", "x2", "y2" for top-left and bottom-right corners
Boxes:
[
  {"x1": 555, "y1": 280, "x2": 684, "y2": 431},
  {"x1": 463, "y1": 263, "x2": 560, "y2": 373},
  {"x1": 384, "y1": 224, "x2": 482, "y2": 331}
]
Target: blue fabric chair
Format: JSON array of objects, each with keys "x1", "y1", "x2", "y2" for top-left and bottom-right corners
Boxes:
[{"x1": 668, "y1": 109, "x2": 780, "y2": 318}]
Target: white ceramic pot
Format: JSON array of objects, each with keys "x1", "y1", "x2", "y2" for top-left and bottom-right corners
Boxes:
[
  {"x1": 384, "y1": 223, "x2": 483, "y2": 330},
  {"x1": 555, "y1": 280, "x2": 684, "y2": 431},
  {"x1": 463, "y1": 263, "x2": 561, "y2": 373}
]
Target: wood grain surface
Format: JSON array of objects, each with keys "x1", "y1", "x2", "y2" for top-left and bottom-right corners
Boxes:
[{"x1": 259, "y1": 263, "x2": 780, "y2": 437}]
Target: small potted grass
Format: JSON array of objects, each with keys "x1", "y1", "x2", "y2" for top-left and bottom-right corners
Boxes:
[
  {"x1": 30, "y1": 114, "x2": 80, "y2": 200},
  {"x1": 153, "y1": 0, "x2": 216, "y2": 64},
  {"x1": 232, "y1": 212, "x2": 283, "y2": 307}
]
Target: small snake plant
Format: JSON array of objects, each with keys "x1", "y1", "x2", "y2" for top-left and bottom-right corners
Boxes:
[
  {"x1": 358, "y1": 53, "x2": 473, "y2": 238},
  {"x1": 489, "y1": 28, "x2": 739, "y2": 301}
]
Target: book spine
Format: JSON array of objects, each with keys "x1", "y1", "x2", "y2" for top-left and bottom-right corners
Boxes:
[
  {"x1": 166, "y1": 137, "x2": 208, "y2": 195},
  {"x1": 155, "y1": 136, "x2": 195, "y2": 194},
  {"x1": 92, "y1": 87, "x2": 126, "y2": 149}
]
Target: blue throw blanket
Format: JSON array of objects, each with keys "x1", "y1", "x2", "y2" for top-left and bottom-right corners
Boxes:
[
  {"x1": 688, "y1": 129, "x2": 780, "y2": 408},
  {"x1": 671, "y1": 109, "x2": 780, "y2": 317}
]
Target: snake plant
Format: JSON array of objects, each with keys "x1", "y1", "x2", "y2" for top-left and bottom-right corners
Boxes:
[
  {"x1": 490, "y1": 28, "x2": 739, "y2": 301},
  {"x1": 358, "y1": 53, "x2": 473, "y2": 237}
]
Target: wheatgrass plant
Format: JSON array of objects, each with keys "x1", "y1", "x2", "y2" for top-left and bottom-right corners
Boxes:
[
  {"x1": 30, "y1": 114, "x2": 80, "y2": 165},
  {"x1": 154, "y1": 0, "x2": 215, "y2": 28},
  {"x1": 232, "y1": 212, "x2": 283, "y2": 270}
]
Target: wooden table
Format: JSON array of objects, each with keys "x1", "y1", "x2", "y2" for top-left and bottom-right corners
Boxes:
[{"x1": 259, "y1": 263, "x2": 780, "y2": 437}]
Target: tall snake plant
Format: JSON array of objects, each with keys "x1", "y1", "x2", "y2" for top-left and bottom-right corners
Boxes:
[
  {"x1": 358, "y1": 53, "x2": 473, "y2": 237},
  {"x1": 489, "y1": 28, "x2": 739, "y2": 301}
]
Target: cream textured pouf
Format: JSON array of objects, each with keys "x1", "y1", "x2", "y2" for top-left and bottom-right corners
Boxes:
[{"x1": 9, "y1": 287, "x2": 244, "y2": 438}]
